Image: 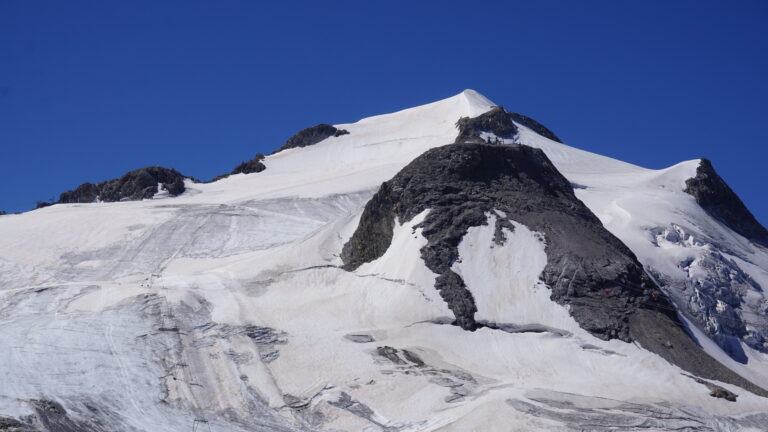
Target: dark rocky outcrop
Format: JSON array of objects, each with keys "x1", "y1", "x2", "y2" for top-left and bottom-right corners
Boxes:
[
  {"x1": 58, "y1": 167, "x2": 187, "y2": 204},
  {"x1": 685, "y1": 374, "x2": 739, "y2": 402},
  {"x1": 342, "y1": 142, "x2": 768, "y2": 397},
  {"x1": 0, "y1": 210, "x2": 6, "y2": 216},
  {"x1": 343, "y1": 143, "x2": 652, "y2": 335},
  {"x1": 455, "y1": 106, "x2": 518, "y2": 144},
  {"x1": 29, "y1": 399, "x2": 103, "y2": 432},
  {"x1": 455, "y1": 106, "x2": 562, "y2": 144},
  {"x1": 210, "y1": 154, "x2": 266, "y2": 182},
  {"x1": 0, "y1": 399, "x2": 106, "y2": 432},
  {"x1": 275, "y1": 124, "x2": 349, "y2": 153},
  {"x1": 340, "y1": 183, "x2": 396, "y2": 271},
  {"x1": 231, "y1": 153, "x2": 266, "y2": 175},
  {"x1": 329, "y1": 392, "x2": 394, "y2": 431},
  {"x1": 709, "y1": 387, "x2": 738, "y2": 402},
  {"x1": 685, "y1": 159, "x2": 768, "y2": 247},
  {"x1": 508, "y1": 112, "x2": 562, "y2": 143},
  {"x1": 0, "y1": 415, "x2": 37, "y2": 431}
]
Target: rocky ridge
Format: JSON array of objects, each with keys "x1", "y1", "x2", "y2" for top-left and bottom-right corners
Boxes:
[
  {"x1": 455, "y1": 105, "x2": 561, "y2": 144},
  {"x1": 274, "y1": 124, "x2": 349, "y2": 153},
  {"x1": 57, "y1": 167, "x2": 187, "y2": 205},
  {"x1": 342, "y1": 142, "x2": 768, "y2": 397},
  {"x1": 684, "y1": 158, "x2": 768, "y2": 247},
  {"x1": 34, "y1": 121, "x2": 353, "y2": 208},
  {"x1": 209, "y1": 153, "x2": 266, "y2": 182}
]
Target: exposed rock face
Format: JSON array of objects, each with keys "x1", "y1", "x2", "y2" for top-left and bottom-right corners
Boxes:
[
  {"x1": 455, "y1": 106, "x2": 517, "y2": 144},
  {"x1": 709, "y1": 387, "x2": 738, "y2": 402},
  {"x1": 275, "y1": 124, "x2": 349, "y2": 153},
  {"x1": 342, "y1": 142, "x2": 768, "y2": 397},
  {"x1": 231, "y1": 153, "x2": 266, "y2": 175},
  {"x1": 28, "y1": 399, "x2": 107, "y2": 432},
  {"x1": 0, "y1": 415, "x2": 36, "y2": 432},
  {"x1": 341, "y1": 183, "x2": 396, "y2": 271},
  {"x1": 508, "y1": 112, "x2": 562, "y2": 143},
  {"x1": 685, "y1": 159, "x2": 768, "y2": 247},
  {"x1": 0, "y1": 399, "x2": 104, "y2": 432},
  {"x1": 455, "y1": 106, "x2": 562, "y2": 144},
  {"x1": 343, "y1": 143, "x2": 652, "y2": 335},
  {"x1": 210, "y1": 154, "x2": 266, "y2": 182},
  {"x1": 58, "y1": 167, "x2": 186, "y2": 204}
]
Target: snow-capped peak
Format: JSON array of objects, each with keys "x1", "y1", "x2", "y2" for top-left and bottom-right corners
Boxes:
[
  {"x1": 2, "y1": 90, "x2": 768, "y2": 431},
  {"x1": 347, "y1": 88, "x2": 495, "y2": 129},
  {"x1": 458, "y1": 88, "x2": 497, "y2": 116}
]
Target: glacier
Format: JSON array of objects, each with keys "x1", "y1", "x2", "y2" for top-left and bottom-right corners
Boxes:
[{"x1": 1, "y1": 90, "x2": 767, "y2": 431}]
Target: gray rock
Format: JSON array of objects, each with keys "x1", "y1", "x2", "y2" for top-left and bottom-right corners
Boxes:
[
  {"x1": 245, "y1": 325, "x2": 288, "y2": 346},
  {"x1": 401, "y1": 349, "x2": 425, "y2": 367},
  {"x1": 508, "y1": 112, "x2": 562, "y2": 143},
  {"x1": 709, "y1": 387, "x2": 738, "y2": 402},
  {"x1": 57, "y1": 166, "x2": 187, "y2": 204},
  {"x1": 230, "y1": 153, "x2": 267, "y2": 175},
  {"x1": 376, "y1": 346, "x2": 406, "y2": 365},
  {"x1": 329, "y1": 392, "x2": 395, "y2": 431},
  {"x1": 29, "y1": 399, "x2": 103, "y2": 432},
  {"x1": 454, "y1": 106, "x2": 563, "y2": 144},
  {"x1": 343, "y1": 142, "x2": 648, "y2": 337},
  {"x1": 188, "y1": 322, "x2": 288, "y2": 363},
  {"x1": 344, "y1": 334, "x2": 375, "y2": 343},
  {"x1": 275, "y1": 124, "x2": 349, "y2": 153},
  {"x1": 210, "y1": 153, "x2": 267, "y2": 182},
  {"x1": 342, "y1": 142, "x2": 768, "y2": 397},
  {"x1": 487, "y1": 322, "x2": 572, "y2": 337},
  {"x1": 340, "y1": 182, "x2": 396, "y2": 272},
  {"x1": 455, "y1": 106, "x2": 518, "y2": 144},
  {"x1": 0, "y1": 416, "x2": 37, "y2": 432},
  {"x1": 684, "y1": 158, "x2": 768, "y2": 247}
]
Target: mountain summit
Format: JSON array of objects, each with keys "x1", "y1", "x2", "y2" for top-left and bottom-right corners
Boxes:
[{"x1": 1, "y1": 91, "x2": 767, "y2": 431}]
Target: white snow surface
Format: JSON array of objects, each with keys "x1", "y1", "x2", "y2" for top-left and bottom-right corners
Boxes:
[
  {"x1": 452, "y1": 213, "x2": 556, "y2": 326},
  {"x1": 1, "y1": 89, "x2": 767, "y2": 431}
]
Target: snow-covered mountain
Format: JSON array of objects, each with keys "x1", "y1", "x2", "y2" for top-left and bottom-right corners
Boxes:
[{"x1": 1, "y1": 90, "x2": 767, "y2": 431}]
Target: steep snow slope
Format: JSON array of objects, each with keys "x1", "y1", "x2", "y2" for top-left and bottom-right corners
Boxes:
[
  {"x1": 511, "y1": 119, "x2": 768, "y2": 368},
  {"x1": 0, "y1": 91, "x2": 494, "y2": 286},
  {"x1": 1, "y1": 90, "x2": 767, "y2": 431}
]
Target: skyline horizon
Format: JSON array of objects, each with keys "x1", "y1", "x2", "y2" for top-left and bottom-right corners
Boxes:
[
  {"x1": 2, "y1": 1, "x2": 766, "y2": 225},
  {"x1": 2, "y1": 86, "x2": 766, "y2": 226}
]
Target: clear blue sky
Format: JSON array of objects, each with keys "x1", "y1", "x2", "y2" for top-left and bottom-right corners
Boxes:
[{"x1": 1, "y1": 1, "x2": 766, "y2": 224}]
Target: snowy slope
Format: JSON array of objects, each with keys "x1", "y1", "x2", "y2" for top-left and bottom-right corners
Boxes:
[
  {"x1": 511, "y1": 118, "x2": 768, "y2": 376},
  {"x1": 1, "y1": 90, "x2": 767, "y2": 431}
]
